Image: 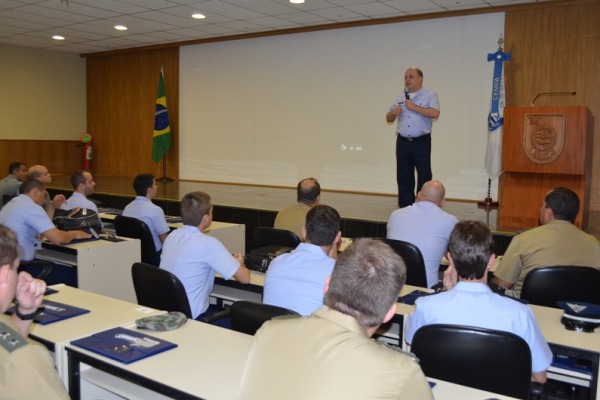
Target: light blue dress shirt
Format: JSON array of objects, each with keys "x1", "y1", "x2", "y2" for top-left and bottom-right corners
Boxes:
[
  {"x1": 263, "y1": 243, "x2": 335, "y2": 316},
  {"x1": 388, "y1": 87, "x2": 439, "y2": 138},
  {"x1": 387, "y1": 201, "x2": 457, "y2": 288},
  {"x1": 0, "y1": 194, "x2": 55, "y2": 261},
  {"x1": 405, "y1": 281, "x2": 553, "y2": 373},
  {"x1": 160, "y1": 225, "x2": 240, "y2": 319},
  {"x1": 122, "y1": 196, "x2": 170, "y2": 251}
]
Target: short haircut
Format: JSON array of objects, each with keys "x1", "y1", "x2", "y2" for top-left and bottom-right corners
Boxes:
[
  {"x1": 297, "y1": 178, "x2": 320, "y2": 204},
  {"x1": 305, "y1": 205, "x2": 340, "y2": 246},
  {"x1": 325, "y1": 238, "x2": 406, "y2": 328},
  {"x1": 133, "y1": 173, "x2": 155, "y2": 197},
  {"x1": 70, "y1": 169, "x2": 90, "y2": 190},
  {"x1": 545, "y1": 187, "x2": 580, "y2": 223},
  {"x1": 180, "y1": 191, "x2": 211, "y2": 226},
  {"x1": 0, "y1": 225, "x2": 19, "y2": 269},
  {"x1": 19, "y1": 179, "x2": 45, "y2": 195},
  {"x1": 8, "y1": 162, "x2": 25, "y2": 175},
  {"x1": 448, "y1": 220, "x2": 494, "y2": 280}
]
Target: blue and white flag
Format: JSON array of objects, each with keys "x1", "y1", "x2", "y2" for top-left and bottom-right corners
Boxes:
[{"x1": 485, "y1": 48, "x2": 511, "y2": 180}]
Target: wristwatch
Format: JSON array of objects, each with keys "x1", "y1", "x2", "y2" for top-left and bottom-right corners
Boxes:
[{"x1": 15, "y1": 307, "x2": 41, "y2": 321}]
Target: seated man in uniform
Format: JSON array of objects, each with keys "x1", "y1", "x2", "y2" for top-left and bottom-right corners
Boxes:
[
  {"x1": 0, "y1": 179, "x2": 91, "y2": 263},
  {"x1": 492, "y1": 187, "x2": 600, "y2": 297},
  {"x1": 238, "y1": 239, "x2": 433, "y2": 400},
  {"x1": 28, "y1": 165, "x2": 66, "y2": 219},
  {"x1": 122, "y1": 173, "x2": 170, "y2": 255},
  {"x1": 405, "y1": 220, "x2": 552, "y2": 383},
  {"x1": 160, "y1": 191, "x2": 250, "y2": 320},
  {"x1": 61, "y1": 169, "x2": 98, "y2": 212},
  {"x1": 274, "y1": 177, "x2": 321, "y2": 238},
  {"x1": 0, "y1": 161, "x2": 28, "y2": 212},
  {"x1": 0, "y1": 224, "x2": 70, "y2": 399},
  {"x1": 263, "y1": 204, "x2": 341, "y2": 316},
  {"x1": 387, "y1": 179, "x2": 457, "y2": 288}
]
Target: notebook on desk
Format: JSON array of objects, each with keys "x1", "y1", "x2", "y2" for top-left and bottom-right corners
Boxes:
[{"x1": 71, "y1": 327, "x2": 177, "y2": 364}]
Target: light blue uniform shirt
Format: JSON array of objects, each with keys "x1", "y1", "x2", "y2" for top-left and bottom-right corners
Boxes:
[
  {"x1": 122, "y1": 196, "x2": 170, "y2": 251},
  {"x1": 388, "y1": 87, "x2": 439, "y2": 138},
  {"x1": 263, "y1": 243, "x2": 335, "y2": 316},
  {"x1": 61, "y1": 192, "x2": 98, "y2": 212},
  {"x1": 160, "y1": 225, "x2": 240, "y2": 319},
  {"x1": 405, "y1": 282, "x2": 553, "y2": 373},
  {"x1": 0, "y1": 194, "x2": 55, "y2": 261},
  {"x1": 387, "y1": 201, "x2": 457, "y2": 288}
]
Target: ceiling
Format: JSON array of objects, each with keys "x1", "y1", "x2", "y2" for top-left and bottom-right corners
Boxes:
[{"x1": 1, "y1": 0, "x2": 547, "y2": 54}]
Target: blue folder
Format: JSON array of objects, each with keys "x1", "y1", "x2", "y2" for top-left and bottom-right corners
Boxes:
[
  {"x1": 7, "y1": 299, "x2": 89, "y2": 325},
  {"x1": 71, "y1": 327, "x2": 177, "y2": 364}
]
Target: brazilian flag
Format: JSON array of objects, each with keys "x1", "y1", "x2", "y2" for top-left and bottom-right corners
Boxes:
[{"x1": 152, "y1": 70, "x2": 172, "y2": 162}]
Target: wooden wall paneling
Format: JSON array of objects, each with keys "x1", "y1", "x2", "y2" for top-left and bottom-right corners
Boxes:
[
  {"x1": 0, "y1": 140, "x2": 80, "y2": 177},
  {"x1": 86, "y1": 47, "x2": 179, "y2": 179},
  {"x1": 504, "y1": 1, "x2": 600, "y2": 212}
]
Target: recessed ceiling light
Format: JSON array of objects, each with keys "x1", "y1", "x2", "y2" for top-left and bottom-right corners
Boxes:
[
  {"x1": 192, "y1": 13, "x2": 206, "y2": 19},
  {"x1": 114, "y1": 25, "x2": 128, "y2": 31},
  {"x1": 52, "y1": 35, "x2": 65, "y2": 41},
  {"x1": 290, "y1": 0, "x2": 305, "y2": 3}
]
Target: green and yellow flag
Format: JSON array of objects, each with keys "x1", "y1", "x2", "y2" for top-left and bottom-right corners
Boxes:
[{"x1": 152, "y1": 69, "x2": 172, "y2": 162}]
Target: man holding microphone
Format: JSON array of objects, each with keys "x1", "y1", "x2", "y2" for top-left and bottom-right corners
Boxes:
[{"x1": 386, "y1": 67, "x2": 440, "y2": 208}]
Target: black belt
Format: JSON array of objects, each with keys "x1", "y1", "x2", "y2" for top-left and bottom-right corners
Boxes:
[{"x1": 398, "y1": 133, "x2": 431, "y2": 142}]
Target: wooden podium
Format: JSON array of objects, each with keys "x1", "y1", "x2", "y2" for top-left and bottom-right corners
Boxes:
[{"x1": 498, "y1": 106, "x2": 594, "y2": 230}]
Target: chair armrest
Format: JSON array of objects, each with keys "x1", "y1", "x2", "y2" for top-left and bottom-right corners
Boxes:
[{"x1": 199, "y1": 309, "x2": 231, "y2": 323}]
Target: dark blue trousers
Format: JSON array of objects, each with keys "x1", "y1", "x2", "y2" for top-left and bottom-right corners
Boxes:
[{"x1": 396, "y1": 134, "x2": 432, "y2": 208}]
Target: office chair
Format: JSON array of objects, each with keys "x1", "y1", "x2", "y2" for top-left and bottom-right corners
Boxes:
[
  {"x1": 380, "y1": 238, "x2": 428, "y2": 287},
  {"x1": 521, "y1": 266, "x2": 600, "y2": 308},
  {"x1": 18, "y1": 259, "x2": 53, "y2": 282},
  {"x1": 131, "y1": 262, "x2": 192, "y2": 319},
  {"x1": 252, "y1": 226, "x2": 301, "y2": 249},
  {"x1": 249, "y1": 226, "x2": 302, "y2": 260},
  {"x1": 2, "y1": 194, "x2": 15, "y2": 206},
  {"x1": 114, "y1": 215, "x2": 160, "y2": 266},
  {"x1": 411, "y1": 324, "x2": 533, "y2": 399},
  {"x1": 230, "y1": 301, "x2": 299, "y2": 335}
]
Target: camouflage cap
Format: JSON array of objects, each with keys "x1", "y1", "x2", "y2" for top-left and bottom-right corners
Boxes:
[{"x1": 135, "y1": 311, "x2": 187, "y2": 331}]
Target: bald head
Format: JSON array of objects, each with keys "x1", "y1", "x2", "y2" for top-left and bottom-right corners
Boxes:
[
  {"x1": 28, "y1": 165, "x2": 51, "y2": 183},
  {"x1": 417, "y1": 180, "x2": 445, "y2": 206},
  {"x1": 297, "y1": 178, "x2": 321, "y2": 206}
]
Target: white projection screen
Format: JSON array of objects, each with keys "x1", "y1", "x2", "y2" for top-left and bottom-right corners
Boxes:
[{"x1": 180, "y1": 13, "x2": 504, "y2": 200}]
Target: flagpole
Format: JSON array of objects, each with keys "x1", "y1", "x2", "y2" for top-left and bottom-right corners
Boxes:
[
  {"x1": 158, "y1": 154, "x2": 173, "y2": 183},
  {"x1": 479, "y1": 36, "x2": 510, "y2": 209}
]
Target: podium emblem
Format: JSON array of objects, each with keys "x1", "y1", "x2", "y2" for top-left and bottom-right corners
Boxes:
[{"x1": 523, "y1": 114, "x2": 564, "y2": 163}]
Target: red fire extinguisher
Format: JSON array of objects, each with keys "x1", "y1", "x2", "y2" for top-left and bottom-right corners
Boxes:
[{"x1": 80, "y1": 133, "x2": 92, "y2": 170}]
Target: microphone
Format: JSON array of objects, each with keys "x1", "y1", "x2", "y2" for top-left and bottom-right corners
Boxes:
[
  {"x1": 404, "y1": 88, "x2": 410, "y2": 100},
  {"x1": 530, "y1": 91, "x2": 576, "y2": 106}
]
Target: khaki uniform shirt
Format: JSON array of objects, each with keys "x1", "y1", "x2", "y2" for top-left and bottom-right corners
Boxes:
[
  {"x1": 237, "y1": 306, "x2": 433, "y2": 400},
  {"x1": 494, "y1": 220, "x2": 600, "y2": 296},
  {"x1": 0, "y1": 315, "x2": 69, "y2": 400},
  {"x1": 273, "y1": 203, "x2": 311, "y2": 238}
]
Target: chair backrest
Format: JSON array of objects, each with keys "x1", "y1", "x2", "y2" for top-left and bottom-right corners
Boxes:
[
  {"x1": 411, "y1": 324, "x2": 532, "y2": 399},
  {"x1": 230, "y1": 301, "x2": 299, "y2": 335},
  {"x1": 381, "y1": 238, "x2": 428, "y2": 287},
  {"x1": 115, "y1": 215, "x2": 160, "y2": 266},
  {"x1": 2, "y1": 194, "x2": 15, "y2": 206},
  {"x1": 131, "y1": 262, "x2": 192, "y2": 319},
  {"x1": 252, "y1": 226, "x2": 301, "y2": 254},
  {"x1": 521, "y1": 266, "x2": 600, "y2": 308}
]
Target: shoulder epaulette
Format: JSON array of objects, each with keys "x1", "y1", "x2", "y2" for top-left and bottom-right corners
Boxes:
[{"x1": 0, "y1": 322, "x2": 28, "y2": 353}]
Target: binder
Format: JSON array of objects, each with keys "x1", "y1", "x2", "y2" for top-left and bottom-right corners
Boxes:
[
  {"x1": 71, "y1": 327, "x2": 177, "y2": 364},
  {"x1": 8, "y1": 300, "x2": 89, "y2": 325}
]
